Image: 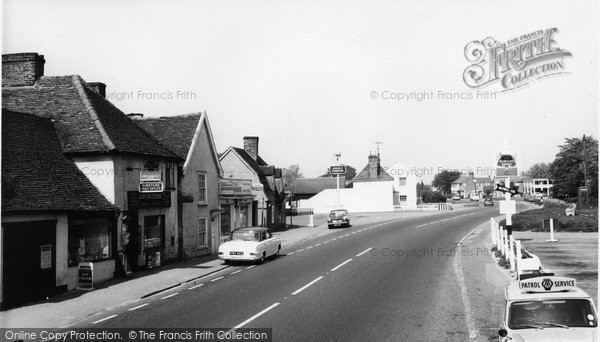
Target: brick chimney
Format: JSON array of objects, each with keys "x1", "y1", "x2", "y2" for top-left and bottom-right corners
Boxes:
[
  {"x1": 87, "y1": 82, "x2": 106, "y2": 97},
  {"x1": 368, "y1": 153, "x2": 379, "y2": 179},
  {"x1": 127, "y1": 113, "x2": 144, "y2": 119},
  {"x1": 2, "y1": 53, "x2": 45, "y2": 87},
  {"x1": 243, "y1": 136, "x2": 259, "y2": 161}
]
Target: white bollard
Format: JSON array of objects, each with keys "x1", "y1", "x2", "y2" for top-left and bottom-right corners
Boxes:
[
  {"x1": 496, "y1": 223, "x2": 501, "y2": 250},
  {"x1": 547, "y1": 218, "x2": 559, "y2": 242},
  {"x1": 308, "y1": 214, "x2": 314, "y2": 228},
  {"x1": 501, "y1": 230, "x2": 507, "y2": 257},
  {"x1": 490, "y1": 218, "x2": 496, "y2": 245},
  {"x1": 515, "y1": 240, "x2": 522, "y2": 277},
  {"x1": 509, "y1": 235, "x2": 515, "y2": 273}
]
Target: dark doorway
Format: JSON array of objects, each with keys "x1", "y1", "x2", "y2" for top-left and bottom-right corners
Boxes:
[
  {"x1": 2, "y1": 220, "x2": 56, "y2": 309},
  {"x1": 252, "y1": 201, "x2": 258, "y2": 226}
]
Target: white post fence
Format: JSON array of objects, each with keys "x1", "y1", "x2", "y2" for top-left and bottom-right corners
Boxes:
[
  {"x1": 547, "y1": 218, "x2": 559, "y2": 242},
  {"x1": 490, "y1": 218, "x2": 496, "y2": 245}
]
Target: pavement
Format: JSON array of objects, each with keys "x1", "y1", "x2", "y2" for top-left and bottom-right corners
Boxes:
[{"x1": 0, "y1": 210, "x2": 440, "y2": 329}]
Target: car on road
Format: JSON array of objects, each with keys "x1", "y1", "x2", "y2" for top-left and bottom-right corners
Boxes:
[
  {"x1": 498, "y1": 275, "x2": 598, "y2": 341},
  {"x1": 452, "y1": 194, "x2": 461, "y2": 201},
  {"x1": 327, "y1": 209, "x2": 350, "y2": 228},
  {"x1": 484, "y1": 197, "x2": 494, "y2": 206},
  {"x1": 218, "y1": 227, "x2": 281, "y2": 264},
  {"x1": 469, "y1": 193, "x2": 480, "y2": 201}
]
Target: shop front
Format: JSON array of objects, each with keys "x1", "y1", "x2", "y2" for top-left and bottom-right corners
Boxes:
[
  {"x1": 219, "y1": 178, "x2": 255, "y2": 242},
  {"x1": 126, "y1": 191, "x2": 173, "y2": 270}
]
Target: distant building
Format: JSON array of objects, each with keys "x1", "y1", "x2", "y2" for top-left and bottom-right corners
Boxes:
[
  {"x1": 219, "y1": 137, "x2": 287, "y2": 232},
  {"x1": 385, "y1": 161, "x2": 418, "y2": 209},
  {"x1": 520, "y1": 177, "x2": 553, "y2": 196},
  {"x1": 451, "y1": 172, "x2": 493, "y2": 198},
  {"x1": 289, "y1": 177, "x2": 346, "y2": 203},
  {"x1": 298, "y1": 153, "x2": 395, "y2": 213},
  {"x1": 1, "y1": 110, "x2": 119, "y2": 309},
  {"x1": 133, "y1": 112, "x2": 223, "y2": 257}
]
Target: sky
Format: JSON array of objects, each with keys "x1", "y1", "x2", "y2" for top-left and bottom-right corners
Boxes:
[{"x1": 2, "y1": 0, "x2": 598, "y2": 182}]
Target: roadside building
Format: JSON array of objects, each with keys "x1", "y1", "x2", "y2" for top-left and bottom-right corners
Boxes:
[
  {"x1": 519, "y1": 177, "x2": 553, "y2": 197},
  {"x1": 298, "y1": 153, "x2": 395, "y2": 213},
  {"x1": 1, "y1": 110, "x2": 119, "y2": 309},
  {"x1": 451, "y1": 172, "x2": 493, "y2": 198},
  {"x1": 385, "y1": 161, "x2": 417, "y2": 209},
  {"x1": 219, "y1": 137, "x2": 287, "y2": 234},
  {"x1": 133, "y1": 112, "x2": 224, "y2": 256},
  {"x1": 2, "y1": 53, "x2": 183, "y2": 272},
  {"x1": 287, "y1": 177, "x2": 346, "y2": 206}
]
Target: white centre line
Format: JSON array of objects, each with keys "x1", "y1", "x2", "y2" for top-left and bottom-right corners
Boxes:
[
  {"x1": 128, "y1": 303, "x2": 148, "y2": 311},
  {"x1": 92, "y1": 314, "x2": 117, "y2": 324},
  {"x1": 356, "y1": 247, "x2": 372, "y2": 257},
  {"x1": 323, "y1": 240, "x2": 330, "y2": 244},
  {"x1": 232, "y1": 302, "x2": 280, "y2": 330},
  {"x1": 315, "y1": 243, "x2": 321, "y2": 246},
  {"x1": 416, "y1": 223, "x2": 428, "y2": 228},
  {"x1": 211, "y1": 276, "x2": 224, "y2": 282},
  {"x1": 246, "y1": 265, "x2": 256, "y2": 269},
  {"x1": 431, "y1": 221, "x2": 440, "y2": 224},
  {"x1": 189, "y1": 283, "x2": 204, "y2": 290},
  {"x1": 350, "y1": 232, "x2": 356, "y2": 235},
  {"x1": 292, "y1": 276, "x2": 324, "y2": 295},
  {"x1": 306, "y1": 246, "x2": 313, "y2": 249},
  {"x1": 331, "y1": 238, "x2": 337, "y2": 241},
  {"x1": 287, "y1": 251, "x2": 295, "y2": 255},
  {"x1": 161, "y1": 292, "x2": 179, "y2": 300},
  {"x1": 331, "y1": 258, "x2": 353, "y2": 272},
  {"x1": 230, "y1": 270, "x2": 242, "y2": 275},
  {"x1": 297, "y1": 248, "x2": 305, "y2": 252}
]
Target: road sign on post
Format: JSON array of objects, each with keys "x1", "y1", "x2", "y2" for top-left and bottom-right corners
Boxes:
[{"x1": 330, "y1": 165, "x2": 346, "y2": 175}]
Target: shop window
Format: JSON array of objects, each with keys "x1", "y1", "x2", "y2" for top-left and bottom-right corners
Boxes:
[
  {"x1": 197, "y1": 172, "x2": 207, "y2": 203},
  {"x1": 398, "y1": 177, "x2": 407, "y2": 186},
  {"x1": 198, "y1": 217, "x2": 207, "y2": 248},
  {"x1": 143, "y1": 159, "x2": 160, "y2": 170},
  {"x1": 144, "y1": 215, "x2": 165, "y2": 249},
  {"x1": 399, "y1": 195, "x2": 408, "y2": 202},
  {"x1": 68, "y1": 217, "x2": 111, "y2": 267},
  {"x1": 240, "y1": 205, "x2": 249, "y2": 228},
  {"x1": 165, "y1": 162, "x2": 175, "y2": 189},
  {"x1": 220, "y1": 204, "x2": 231, "y2": 236}
]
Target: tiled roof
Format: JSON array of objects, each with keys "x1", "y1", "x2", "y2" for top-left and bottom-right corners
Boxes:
[
  {"x1": 354, "y1": 164, "x2": 394, "y2": 182},
  {"x1": 2, "y1": 110, "x2": 118, "y2": 213},
  {"x1": 2, "y1": 75, "x2": 180, "y2": 159},
  {"x1": 293, "y1": 177, "x2": 346, "y2": 195},
  {"x1": 133, "y1": 113, "x2": 202, "y2": 159},
  {"x1": 453, "y1": 175, "x2": 470, "y2": 184},
  {"x1": 230, "y1": 147, "x2": 277, "y2": 199}
]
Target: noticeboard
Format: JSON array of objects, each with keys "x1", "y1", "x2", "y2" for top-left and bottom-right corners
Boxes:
[
  {"x1": 139, "y1": 181, "x2": 164, "y2": 193},
  {"x1": 330, "y1": 165, "x2": 346, "y2": 174},
  {"x1": 499, "y1": 200, "x2": 517, "y2": 214},
  {"x1": 78, "y1": 262, "x2": 94, "y2": 288},
  {"x1": 128, "y1": 191, "x2": 172, "y2": 209},
  {"x1": 40, "y1": 245, "x2": 52, "y2": 269}
]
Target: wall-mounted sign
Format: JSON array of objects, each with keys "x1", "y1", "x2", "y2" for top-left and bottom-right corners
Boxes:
[
  {"x1": 330, "y1": 165, "x2": 346, "y2": 174},
  {"x1": 140, "y1": 181, "x2": 164, "y2": 193},
  {"x1": 40, "y1": 244, "x2": 52, "y2": 269},
  {"x1": 140, "y1": 170, "x2": 162, "y2": 182},
  {"x1": 220, "y1": 179, "x2": 253, "y2": 196},
  {"x1": 128, "y1": 191, "x2": 171, "y2": 208}
]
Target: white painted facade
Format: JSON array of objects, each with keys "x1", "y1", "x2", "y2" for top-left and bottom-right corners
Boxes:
[
  {"x1": 385, "y1": 161, "x2": 418, "y2": 209},
  {"x1": 297, "y1": 180, "x2": 394, "y2": 214}
]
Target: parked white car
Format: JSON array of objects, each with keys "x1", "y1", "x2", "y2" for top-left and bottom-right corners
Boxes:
[
  {"x1": 498, "y1": 275, "x2": 598, "y2": 341},
  {"x1": 218, "y1": 227, "x2": 281, "y2": 264}
]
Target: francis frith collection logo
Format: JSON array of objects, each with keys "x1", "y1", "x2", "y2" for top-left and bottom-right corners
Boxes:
[{"x1": 463, "y1": 28, "x2": 572, "y2": 91}]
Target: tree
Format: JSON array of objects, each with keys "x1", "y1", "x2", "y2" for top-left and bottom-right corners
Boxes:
[
  {"x1": 282, "y1": 165, "x2": 303, "y2": 190},
  {"x1": 524, "y1": 162, "x2": 551, "y2": 178},
  {"x1": 321, "y1": 165, "x2": 357, "y2": 181},
  {"x1": 549, "y1": 136, "x2": 598, "y2": 198},
  {"x1": 432, "y1": 170, "x2": 461, "y2": 195}
]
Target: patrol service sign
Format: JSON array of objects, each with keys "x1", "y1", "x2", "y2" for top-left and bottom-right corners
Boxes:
[{"x1": 519, "y1": 276, "x2": 576, "y2": 292}]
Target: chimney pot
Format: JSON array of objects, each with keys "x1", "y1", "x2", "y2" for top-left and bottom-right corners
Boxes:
[
  {"x1": 87, "y1": 82, "x2": 106, "y2": 98},
  {"x1": 368, "y1": 153, "x2": 379, "y2": 178},
  {"x1": 243, "y1": 136, "x2": 259, "y2": 161},
  {"x1": 2, "y1": 53, "x2": 45, "y2": 87}
]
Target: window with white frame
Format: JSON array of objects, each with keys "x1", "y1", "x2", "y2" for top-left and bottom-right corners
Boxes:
[
  {"x1": 399, "y1": 195, "x2": 408, "y2": 202},
  {"x1": 197, "y1": 172, "x2": 207, "y2": 203},
  {"x1": 198, "y1": 217, "x2": 207, "y2": 248},
  {"x1": 398, "y1": 177, "x2": 407, "y2": 186}
]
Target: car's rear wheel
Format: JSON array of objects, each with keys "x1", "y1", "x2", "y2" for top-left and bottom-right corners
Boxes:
[
  {"x1": 258, "y1": 251, "x2": 266, "y2": 264},
  {"x1": 275, "y1": 245, "x2": 281, "y2": 258}
]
